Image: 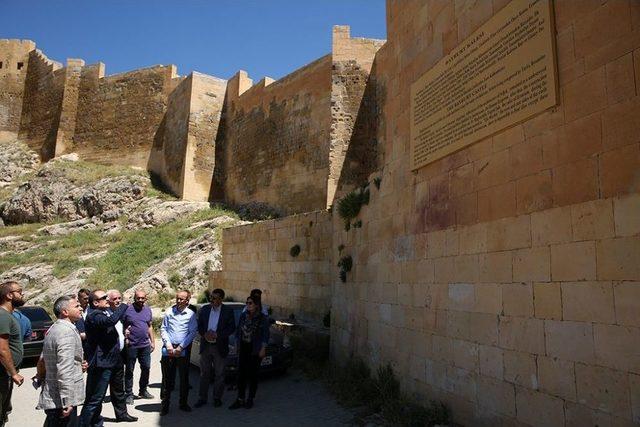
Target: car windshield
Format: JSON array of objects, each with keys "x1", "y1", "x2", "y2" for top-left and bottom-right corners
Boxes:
[{"x1": 18, "y1": 307, "x2": 51, "y2": 322}]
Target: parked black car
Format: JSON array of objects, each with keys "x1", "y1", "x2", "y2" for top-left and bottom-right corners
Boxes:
[
  {"x1": 17, "y1": 306, "x2": 54, "y2": 362},
  {"x1": 190, "y1": 302, "x2": 293, "y2": 379}
]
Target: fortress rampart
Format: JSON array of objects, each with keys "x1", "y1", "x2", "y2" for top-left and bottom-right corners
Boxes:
[{"x1": 0, "y1": 26, "x2": 382, "y2": 207}]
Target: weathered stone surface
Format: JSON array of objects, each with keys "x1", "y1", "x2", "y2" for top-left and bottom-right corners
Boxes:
[
  {"x1": 0, "y1": 166, "x2": 148, "y2": 225},
  {"x1": 1, "y1": 170, "x2": 80, "y2": 224},
  {"x1": 126, "y1": 199, "x2": 210, "y2": 228},
  {"x1": 0, "y1": 136, "x2": 39, "y2": 188}
]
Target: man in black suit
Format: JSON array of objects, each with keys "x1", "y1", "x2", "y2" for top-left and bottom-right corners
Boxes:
[
  {"x1": 194, "y1": 288, "x2": 236, "y2": 408},
  {"x1": 78, "y1": 290, "x2": 137, "y2": 426}
]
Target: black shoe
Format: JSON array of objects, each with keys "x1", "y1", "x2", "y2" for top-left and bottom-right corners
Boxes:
[
  {"x1": 194, "y1": 399, "x2": 207, "y2": 408},
  {"x1": 115, "y1": 414, "x2": 138, "y2": 422},
  {"x1": 138, "y1": 390, "x2": 154, "y2": 399},
  {"x1": 213, "y1": 399, "x2": 222, "y2": 408},
  {"x1": 228, "y1": 399, "x2": 244, "y2": 410},
  {"x1": 179, "y1": 404, "x2": 192, "y2": 412},
  {"x1": 244, "y1": 398, "x2": 253, "y2": 409},
  {"x1": 160, "y1": 404, "x2": 169, "y2": 416}
]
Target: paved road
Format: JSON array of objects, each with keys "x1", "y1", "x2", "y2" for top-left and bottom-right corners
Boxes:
[{"x1": 7, "y1": 342, "x2": 352, "y2": 426}]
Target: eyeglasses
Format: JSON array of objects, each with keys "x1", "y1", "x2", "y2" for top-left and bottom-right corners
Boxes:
[
  {"x1": 96, "y1": 295, "x2": 108, "y2": 301},
  {"x1": 246, "y1": 301, "x2": 255, "y2": 306},
  {"x1": 134, "y1": 297, "x2": 147, "y2": 301},
  {"x1": 176, "y1": 297, "x2": 188, "y2": 302}
]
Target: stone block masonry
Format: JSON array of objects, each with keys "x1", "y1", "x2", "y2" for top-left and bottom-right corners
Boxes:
[
  {"x1": 73, "y1": 64, "x2": 179, "y2": 168},
  {"x1": 147, "y1": 72, "x2": 226, "y2": 200},
  {"x1": 212, "y1": 210, "x2": 333, "y2": 323},
  {"x1": 328, "y1": 0, "x2": 640, "y2": 425},
  {"x1": 0, "y1": 25, "x2": 382, "y2": 208},
  {"x1": 18, "y1": 49, "x2": 64, "y2": 160},
  {"x1": 0, "y1": 40, "x2": 35, "y2": 133}
]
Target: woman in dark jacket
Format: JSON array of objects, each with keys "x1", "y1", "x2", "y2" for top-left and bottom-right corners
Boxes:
[{"x1": 228, "y1": 294, "x2": 270, "y2": 409}]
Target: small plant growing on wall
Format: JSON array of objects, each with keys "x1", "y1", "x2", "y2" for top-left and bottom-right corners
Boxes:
[
  {"x1": 290, "y1": 244, "x2": 301, "y2": 257},
  {"x1": 338, "y1": 255, "x2": 353, "y2": 283},
  {"x1": 338, "y1": 244, "x2": 345, "y2": 252},
  {"x1": 373, "y1": 176, "x2": 382, "y2": 189},
  {"x1": 337, "y1": 185, "x2": 370, "y2": 230},
  {"x1": 353, "y1": 220, "x2": 362, "y2": 228}
]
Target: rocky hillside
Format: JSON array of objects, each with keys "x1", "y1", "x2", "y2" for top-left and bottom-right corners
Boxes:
[{"x1": 0, "y1": 135, "x2": 248, "y2": 311}]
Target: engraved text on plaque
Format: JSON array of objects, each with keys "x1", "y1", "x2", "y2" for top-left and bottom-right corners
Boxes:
[{"x1": 410, "y1": 0, "x2": 558, "y2": 170}]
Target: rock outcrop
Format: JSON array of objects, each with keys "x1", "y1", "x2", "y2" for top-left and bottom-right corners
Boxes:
[
  {"x1": 0, "y1": 165, "x2": 148, "y2": 225},
  {"x1": 0, "y1": 137, "x2": 39, "y2": 189}
]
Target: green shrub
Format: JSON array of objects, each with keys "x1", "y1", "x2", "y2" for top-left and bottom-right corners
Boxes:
[
  {"x1": 197, "y1": 290, "x2": 210, "y2": 304},
  {"x1": 373, "y1": 176, "x2": 382, "y2": 189},
  {"x1": 337, "y1": 255, "x2": 353, "y2": 272},
  {"x1": 289, "y1": 244, "x2": 301, "y2": 257}
]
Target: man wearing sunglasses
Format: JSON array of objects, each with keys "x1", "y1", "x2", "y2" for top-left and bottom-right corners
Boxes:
[{"x1": 79, "y1": 290, "x2": 137, "y2": 426}]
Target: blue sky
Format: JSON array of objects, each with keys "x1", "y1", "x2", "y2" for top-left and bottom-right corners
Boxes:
[{"x1": 0, "y1": 1, "x2": 387, "y2": 81}]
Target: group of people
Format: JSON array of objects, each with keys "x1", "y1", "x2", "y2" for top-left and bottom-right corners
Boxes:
[{"x1": 0, "y1": 280, "x2": 272, "y2": 427}]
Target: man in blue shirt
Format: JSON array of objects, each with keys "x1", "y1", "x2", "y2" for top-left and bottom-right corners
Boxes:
[
  {"x1": 159, "y1": 290, "x2": 197, "y2": 416},
  {"x1": 12, "y1": 309, "x2": 31, "y2": 342}
]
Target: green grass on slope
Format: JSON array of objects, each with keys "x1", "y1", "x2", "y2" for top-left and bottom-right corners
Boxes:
[
  {"x1": 86, "y1": 206, "x2": 238, "y2": 292},
  {"x1": 85, "y1": 222, "x2": 200, "y2": 291},
  {"x1": 54, "y1": 160, "x2": 148, "y2": 186},
  {"x1": 0, "y1": 229, "x2": 123, "y2": 277},
  {"x1": 0, "y1": 205, "x2": 239, "y2": 292},
  {"x1": 0, "y1": 222, "x2": 45, "y2": 239}
]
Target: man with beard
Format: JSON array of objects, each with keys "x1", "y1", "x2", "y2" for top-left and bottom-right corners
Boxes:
[
  {"x1": 0, "y1": 281, "x2": 25, "y2": 426},
  {"x1": 122, "y1": 289, "x2": 155, "y2": 403}
]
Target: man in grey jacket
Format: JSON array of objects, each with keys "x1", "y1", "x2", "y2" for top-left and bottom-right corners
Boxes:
[{"x1": 37, "y1": 295, "x2": 86, "y2": 427}]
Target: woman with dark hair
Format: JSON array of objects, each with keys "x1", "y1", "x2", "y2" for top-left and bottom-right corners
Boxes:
[{"x1": 228, "y1": 294, "x2": 269, "y2": 409}]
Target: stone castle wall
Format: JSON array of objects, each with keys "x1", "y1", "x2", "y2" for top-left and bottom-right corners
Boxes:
[
  {"x1": 73, "y1": 64, "x2": 179, "y2": 168},
  {"x1": 182, "y1": 72, "x2": 226, "y2": 201},
  {"x1": 148, "y1": 74, "x2": 193, "y2": 196},
  {"x1": 148, "y1": 71, "x2": 226, "y2": 200},
  {"x1": 328, "y1": 26, "x2": 385, "y2": 205},
  {"x1": 18, "y1": 49, "x2": 65, "y2": 160},
  {"x1": 209, "y1": 1, "x2": 640, "y2": 425},
  {"x1": 329, "y1": 0, "x2": 640, "y2": 425},
  {"x1": 0, "y1": 26, "x2": 380, "y2": 206},
  {"x1": 217, "y1": 56, "x2": 333, "y2": 215},
  {"x1": 0, "y1": 39, "x2": 34, "y2": 133},
  {"x1": 212, "y1": 210, "x2": 333, "y2": 323}
]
